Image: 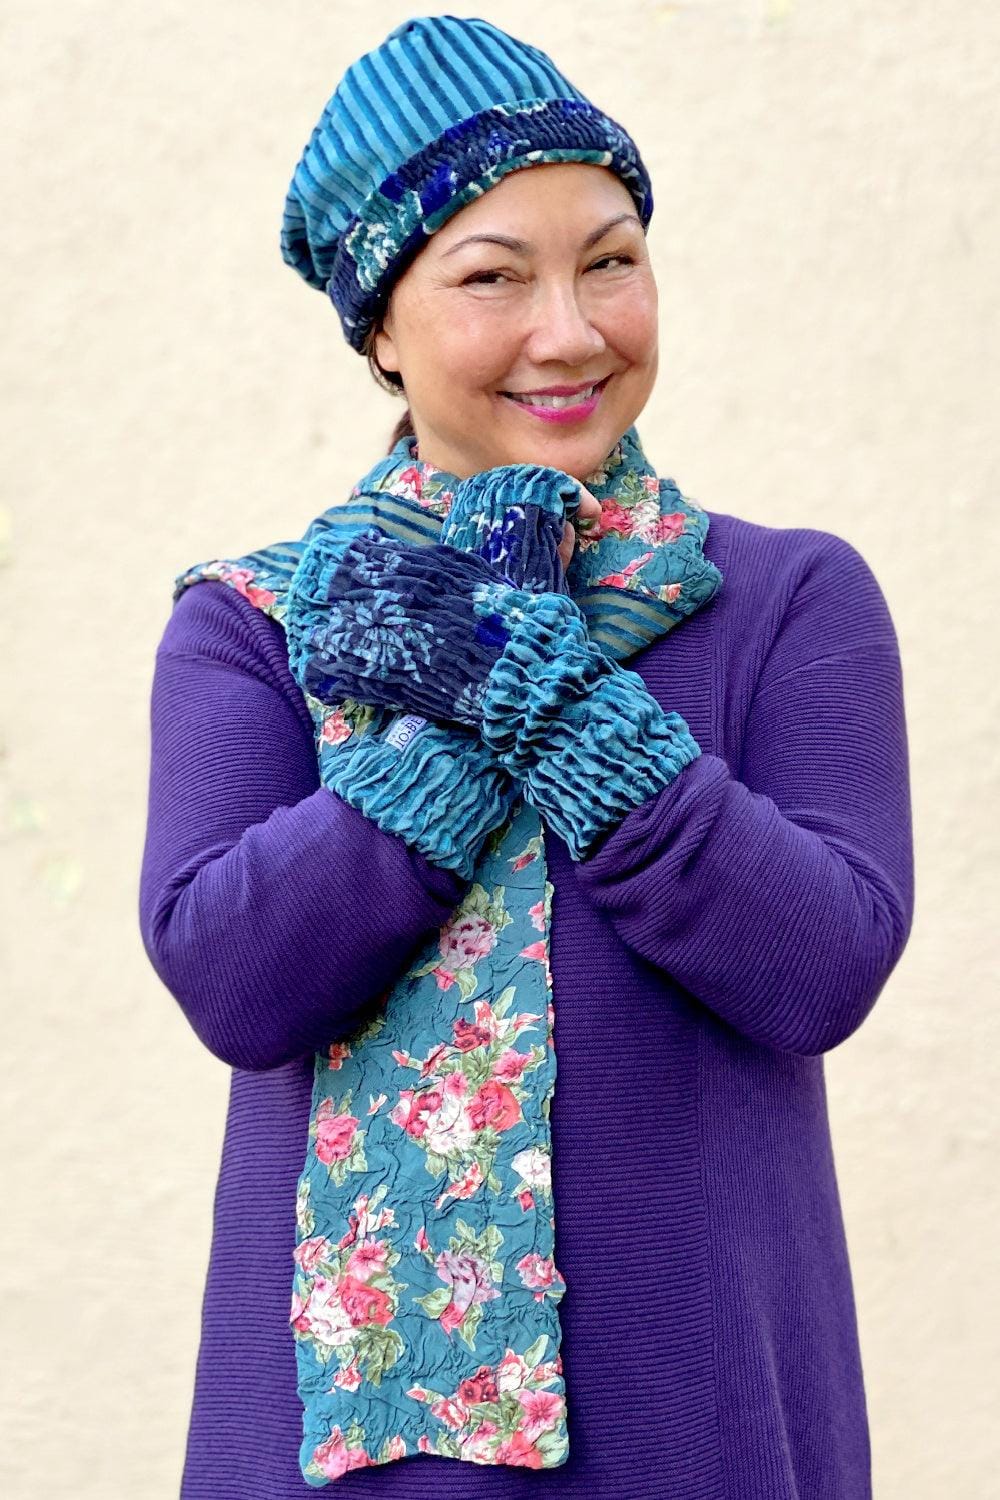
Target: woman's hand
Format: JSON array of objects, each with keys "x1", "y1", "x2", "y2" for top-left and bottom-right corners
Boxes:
[
  {"x1": 285, "y1": 470, "x2": 606, "y2": 723},
  {"x1": 558, "y1": 483, "x2": 603, "y2": 575}
]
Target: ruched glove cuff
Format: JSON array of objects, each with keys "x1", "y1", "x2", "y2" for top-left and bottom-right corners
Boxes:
[{"x1": 476, "y1": 593, "x2": 701, "y2": 860}]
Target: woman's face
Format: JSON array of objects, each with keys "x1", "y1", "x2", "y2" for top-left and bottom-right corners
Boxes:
[{"x1": 374, "y1": 162, "x2": 659, "y2": 483}]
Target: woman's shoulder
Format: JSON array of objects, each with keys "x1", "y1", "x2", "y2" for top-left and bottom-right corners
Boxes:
[
  {"x1": 704, "y1": 504, "x2": 879, "y2": 575},
  {"x1": 159, "y1": 576, "x2": 282, "y2": 657},
  {"x1": 702, "y1": 506, "x2": 895, "y2": 629},
  {"x1": 155, "y1": 578, "x2": 308, "y2": 722}
]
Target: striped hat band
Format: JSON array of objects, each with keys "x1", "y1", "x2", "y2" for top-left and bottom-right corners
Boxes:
[{"x1": 280, "y1": 15, "x2": 654, "y2": 352}]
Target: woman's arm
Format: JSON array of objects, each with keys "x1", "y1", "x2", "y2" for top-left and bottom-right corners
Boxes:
[
  {"x1": 572, "y1": 532, "x2": 915, "y2": 1057},
  {"x1": 138, "y1": 581, "x2": 469, "y2": 1072}
]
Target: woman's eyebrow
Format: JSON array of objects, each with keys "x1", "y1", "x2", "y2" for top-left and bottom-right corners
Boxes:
[{"x1": 441, "y1": 212, "x2": 641, "y2": 257}]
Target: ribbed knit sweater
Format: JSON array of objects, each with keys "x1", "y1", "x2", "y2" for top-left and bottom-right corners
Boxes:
[{"x1": 138, "y1": 506, "x2": 914, "y2": 1500}]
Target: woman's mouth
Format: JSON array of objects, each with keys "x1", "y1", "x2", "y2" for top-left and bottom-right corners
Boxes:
[{"x1": 499, "y1": 374, "x2": 612, "y2": 424}]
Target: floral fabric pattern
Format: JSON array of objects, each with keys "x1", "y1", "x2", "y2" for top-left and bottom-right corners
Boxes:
[
  {"x1": 289, "y1": 800, "x2": 568, "y2": 1475},
  {"x1": 170, "y1": 424, "x2": 722, "y2": 1483}
]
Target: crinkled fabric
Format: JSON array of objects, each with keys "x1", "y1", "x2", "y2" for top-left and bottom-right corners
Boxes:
[{"x1": 169, "y1": 425, "x2": 723, "y2": 1483}]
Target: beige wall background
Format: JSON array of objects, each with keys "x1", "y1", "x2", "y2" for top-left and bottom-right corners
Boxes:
[{"x1": 2, "y1": 2, "x2": 997, "y2": 1495}]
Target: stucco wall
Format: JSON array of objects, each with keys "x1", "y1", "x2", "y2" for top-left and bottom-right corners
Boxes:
[{"x1": 2, "y1": 2, "x2": 997, "y2": 1495}]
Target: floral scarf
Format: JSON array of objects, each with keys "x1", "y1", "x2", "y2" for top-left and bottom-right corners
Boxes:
[{"x1": 171, "y1": 424, "x2": 723, "y2": 1484}]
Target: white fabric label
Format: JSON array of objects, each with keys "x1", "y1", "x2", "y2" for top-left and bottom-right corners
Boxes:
[{"x1": 384, "y1": 713, "x2": 430, "y2": 752}]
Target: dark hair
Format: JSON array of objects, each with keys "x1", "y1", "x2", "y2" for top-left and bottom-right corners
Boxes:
[{"x1": 361, "y1": 319, "x2": 415, "y2": 453}]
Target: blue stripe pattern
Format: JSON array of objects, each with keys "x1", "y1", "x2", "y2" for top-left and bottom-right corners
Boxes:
[{"x1": 279, "y1": 16, "x2": 654, "y2": 350}]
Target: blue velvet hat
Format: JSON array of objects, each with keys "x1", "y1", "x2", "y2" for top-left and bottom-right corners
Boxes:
[{"x1": 280, "y1": 14, "x2": 654, "y2": 352}]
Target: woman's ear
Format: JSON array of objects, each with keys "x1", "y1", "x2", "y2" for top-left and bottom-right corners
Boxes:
[{"x1": 374, "y1": 316, "x2": 400, "y2": 377}]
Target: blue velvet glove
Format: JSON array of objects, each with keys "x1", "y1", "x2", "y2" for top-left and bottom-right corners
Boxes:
[
  {"x1": 293, "y1": 530, "x2": 701, "y2": 862},
  {"x1": 285, "y1": 464, "x2": 581, "y2": 878}
]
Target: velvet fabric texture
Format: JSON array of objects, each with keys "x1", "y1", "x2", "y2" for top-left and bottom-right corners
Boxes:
[
  {"x1": 278, "y1": 15, "x2": 654, "y2": 351},
  {"x1": 281, "y1": 463, "x2": 581, "y2": 881},
  {"x1": 284, "y1": 527, "x2": 702, "y2": 860}
]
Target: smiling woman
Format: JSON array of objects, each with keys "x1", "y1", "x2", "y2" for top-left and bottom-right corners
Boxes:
[
  {"x1": 367, "y1": 164, "x2": 659, "y2": 488},
  {"x1": 139, "y1": 13, "x2": 914, "y2": 1500}
]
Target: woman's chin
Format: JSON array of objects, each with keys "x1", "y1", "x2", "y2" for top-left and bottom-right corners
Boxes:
[{"x1": 488, "y1": 412, "x2": 618, "y2": 477}]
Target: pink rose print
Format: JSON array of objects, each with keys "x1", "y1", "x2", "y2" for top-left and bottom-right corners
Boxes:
[
  {"x1": 528, "y1": 899, "x2": 546, "y2": 931},
  {"x1": 222, "y1": 565, "x2": 276, "y2": 609},
  {"x1": 497, "y1": 1349, "x2": 530, "y2": 1384},
  {"x1": 338, "y1": 1272, "x2": 394, "y2": 1329},
  {"x1": 656, "y1": 510, "x2": 688, "y2": 543},
  {"x1": 439, "y1": 910, "x2": 496, "y2": 970},
  {"x1": 418, "y1": 1041, "x2": 451, "y2": 1079},
  {"x1": 390, "y1": 1086, "x2": 443, "y2": 1140},
  {"x1": 472, "y1": 998, "x2": 501, "y2": 1035},
  {"x1": 289, "y1": 1290, "x2": 310, "y2": 1333},
  {"x1": 313, "y1": 1102, "x2": 359, "y2": 1165},
  {"x1": 517, "y1": 1387, "x2": 565, "y2": 1442},
  {"x1": 396, "y1": 464, "x2": 425, "y2": 503},
  {"x1": 467, "y1": 1079, "x2": 521, "y2": 1133},
  {"x1": 516, "y1": 1252, "x2": 560, "y2": 1293},
  {"x1": 337, "y1": 1204, "x2": 363, "y2": 1251},
  {"x1": 331, "y1": 1358, "x2": 362, "y2": 1392},
  {"x1": 310, "y1": 1428, "x2": 373, "y2": 1479},
  {"x1": 406, "y1": 1341, "x2": 566, "y2": 1467},
  {"x1": 435, "y1": 1160, "x2": 485, "y2": 1209},
  {"x1": 294, "y1": 1236, "x2": 332, "y2": 1273},
  {"x1": 511, "y1": 848, "x2": 538, "y2": 872},
  {"x1": 457, "y1": 1366, "x2": 500, "y2": 1403},
  {"x1": 429, "y1": 1395, "x2": 469, "y2": 1431},
  {"x1": 519, "y1": 939, "x2": 548, "y2": 963},
  {"x1": 320, "y1": 709, "x2": 352, "y2": 746},
  {"x1": 327, "y1": 1040, "x2": 351, "y2": 1069},
  {"x1": 596, "y1": 552, "x2": 654, "y2": 589},
  {"x1": 345, "y1": 1240, "x2": 388, "y2": 1282},
  {"x1": 452, "y1": 1017, "x2": 492, "y2": 1052},
  {"x1": 493, "y1": 1048, "x2": 530, "y2": 1082},
  {"x1": 598, "y1": 498, "x2": 634, "y2": 537},
  {"x1": 435, "y1": 1250, "x2": 500, "y2": 1336},
  {"x1": 493, "y1": 1430, "x2": 545, "y2": 1468}
]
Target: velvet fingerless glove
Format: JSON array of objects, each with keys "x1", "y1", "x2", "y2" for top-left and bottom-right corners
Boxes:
[
  {"x1": 285, "y1": 465, "x2": 581, "y2": 877},
  {"x1": 299, "y1": 534, "x2": 701, "y2": 860}
]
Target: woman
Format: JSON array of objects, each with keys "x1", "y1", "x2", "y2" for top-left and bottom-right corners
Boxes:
[{"x1": 138, "y1": 16, "x2": 914, "y2": 1499}]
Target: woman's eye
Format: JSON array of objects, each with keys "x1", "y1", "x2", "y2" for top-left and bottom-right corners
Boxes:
[
  {"x1": 590, "y1": 254, "x2": 635, "y2": 272},
  {"x1": 462, "y1": 254, "x2": 635, "y2": 287}
]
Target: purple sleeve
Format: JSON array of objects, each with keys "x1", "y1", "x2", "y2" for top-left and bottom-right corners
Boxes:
[
  {"x1": 574, "y1": 533, "x2": 915, "y2": 1056},
  {"x1": 137, "y1": 580, "x2": 469, "y2": 1071}
]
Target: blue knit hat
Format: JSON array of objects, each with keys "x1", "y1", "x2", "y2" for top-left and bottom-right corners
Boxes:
[{"x1": 280, "y1": 14, "x2": 654, "y2": 353}]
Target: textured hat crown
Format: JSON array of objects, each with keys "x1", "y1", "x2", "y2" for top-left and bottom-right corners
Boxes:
[{"x1": 279, "y1": 15, "x2": 654, "y2": 351}]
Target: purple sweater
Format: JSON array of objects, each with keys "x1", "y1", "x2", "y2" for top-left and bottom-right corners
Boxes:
[{"x1": 138, "y1": 506, "x2": 914, "y2": 1500}]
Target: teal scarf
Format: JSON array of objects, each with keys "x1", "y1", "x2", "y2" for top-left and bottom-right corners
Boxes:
[{"x1": 172, "y1": 425, "x2": 722, "y2": 1484}]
